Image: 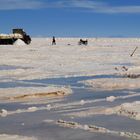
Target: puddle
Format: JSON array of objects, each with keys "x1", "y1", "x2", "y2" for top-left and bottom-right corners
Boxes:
[
  {"x1": 20, "y1": 74, "x2": 127, "y2": 102},
  {"x1": 23, "y1": 74, "x2": 121, "y2": 87},
  {"x1": 0, "y1": 74, "x2": 121, "y2": 89}
]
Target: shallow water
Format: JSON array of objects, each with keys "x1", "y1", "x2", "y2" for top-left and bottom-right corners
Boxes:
[
  {"x1": 0, "y1": 81, "x2": 45, "y2": 88},
  {"x1": 23, "y1": 74, "x2": 121, "y2": 87},
  {"x1": 0, "y1": 65, "x2": 19, "y2": 70},
  {"x1": 0, "y1": 75, "x2": 140, "y2": 140},
  {"x1": 0, "y1": 65, "x2": 29, "y2": 70}
]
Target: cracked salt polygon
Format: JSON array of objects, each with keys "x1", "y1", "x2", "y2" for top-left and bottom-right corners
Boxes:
[{"x1": 14, "y1": 39, "x2": 26, "y2": 46}]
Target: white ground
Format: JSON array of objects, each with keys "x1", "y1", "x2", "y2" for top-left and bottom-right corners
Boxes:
[
  {"x1": 0, "y1": 38, "x2": 140, "y2": 81},
  {"x1": 0, "y1": 38, "x2": 140, "y2": 139},
  {"x1": 0, "y1": 134, "x2": 37, "y2": 140},
  {"x1": 80, "y1": 77, "x2": 140, "y2": 91}
]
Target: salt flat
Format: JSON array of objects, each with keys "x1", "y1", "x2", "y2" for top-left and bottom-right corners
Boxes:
[
  {"x1": 0, "y1": 38, "x2": 140, "y2": 80},
  {"x1": 0, "y1": 38, "x2": 140, "y2": 140}
]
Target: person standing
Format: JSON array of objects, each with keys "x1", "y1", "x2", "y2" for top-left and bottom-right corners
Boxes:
[{"x1": 52, "y1": 36, "x2": 56, "y2": 45}]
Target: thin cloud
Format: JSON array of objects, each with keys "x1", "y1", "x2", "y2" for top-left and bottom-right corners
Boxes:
[
  {"x1": 0, "y1": 0, "x2": 140, "y2": 14},
  {"x1": 51, "y1": 0, "x2": 140, "y2": 14},
  {"x1": 57, "y1": 0, "x2": 140, "y2": 14},
  {"x1": 47, "y1": 0, "x2": 105, "y2": 9},
  {"x1": 105, "y1": 6, "x2": 140, "y2": 14},
  {"x1": 0, "y1": 0, "x2": 45, "y2": 10}
]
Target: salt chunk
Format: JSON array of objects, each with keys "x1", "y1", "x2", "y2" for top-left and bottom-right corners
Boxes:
[
  {"x1": 134, "y1": 101, "x2": 140, "y2": 105},
  {"x1": 0, "y1": 109, "x2": 8, "y2": 117},
  {"x1": 122, "y1": 103, "x2": 131, "y2": 108},
  {"x1": 28, "y1": 107, "x2": 38, "y2": 112},
  {"x1": 46, "y1": 104, "x2": 51, "y2": 110},
  {"x1": 106, "y1": 96, "x2": 116, "y2": 102},
  {"x1": 80, "y1": 100, "x2": 85, "y2": 105},
  {"x1": 120, "y1": 132, "x2": 125, "y2": 136},
  {"x1": 16, "y1": 109, "x2": 22, "y2": 113},
  {"x1": 84, "y1": 125, "x2": 89, "y2": 130},
  {"x1": 21, "y1": 123, "x2": 25, "y2": 126},
  {"x1": 135, "y1": 114, "x2": 140, "y2": 120}
]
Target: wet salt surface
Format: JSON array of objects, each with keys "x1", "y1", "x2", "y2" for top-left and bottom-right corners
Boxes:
[
  {"x1": 0, "y1": 103, "x2": 36, "y2": 111},
  {"x1": 0, "y1": 76, "x2": 140, "y2": 140},
  {"x1": 0, "y1": 82, "x2": 45, "y2": 88},
  {"x1": 72, "y1": 115, "x2": 140, "y2": 134},
  {"x1": 0, "y1": 65, "x2": 19, "y2": 70},
  {"x1": 0, "y1": 109, "x2": 135, "y2": 140},
  {"x1": 0, "y1": 115, "x2": 133, "y2": 140},
  {"x1": 21, "y1": 75, "x2": 133, "y2": 103},
  {"x1": 0, "y1": 65, "x2": 30, "y2": 70},
  {"x1": 24, "y1": 74, "x2": 120, "y2": 87}
]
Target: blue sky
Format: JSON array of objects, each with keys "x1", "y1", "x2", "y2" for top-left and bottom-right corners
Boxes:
[{"x1": 0, "y1": 0, "x2": 140, "y2": 37}]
